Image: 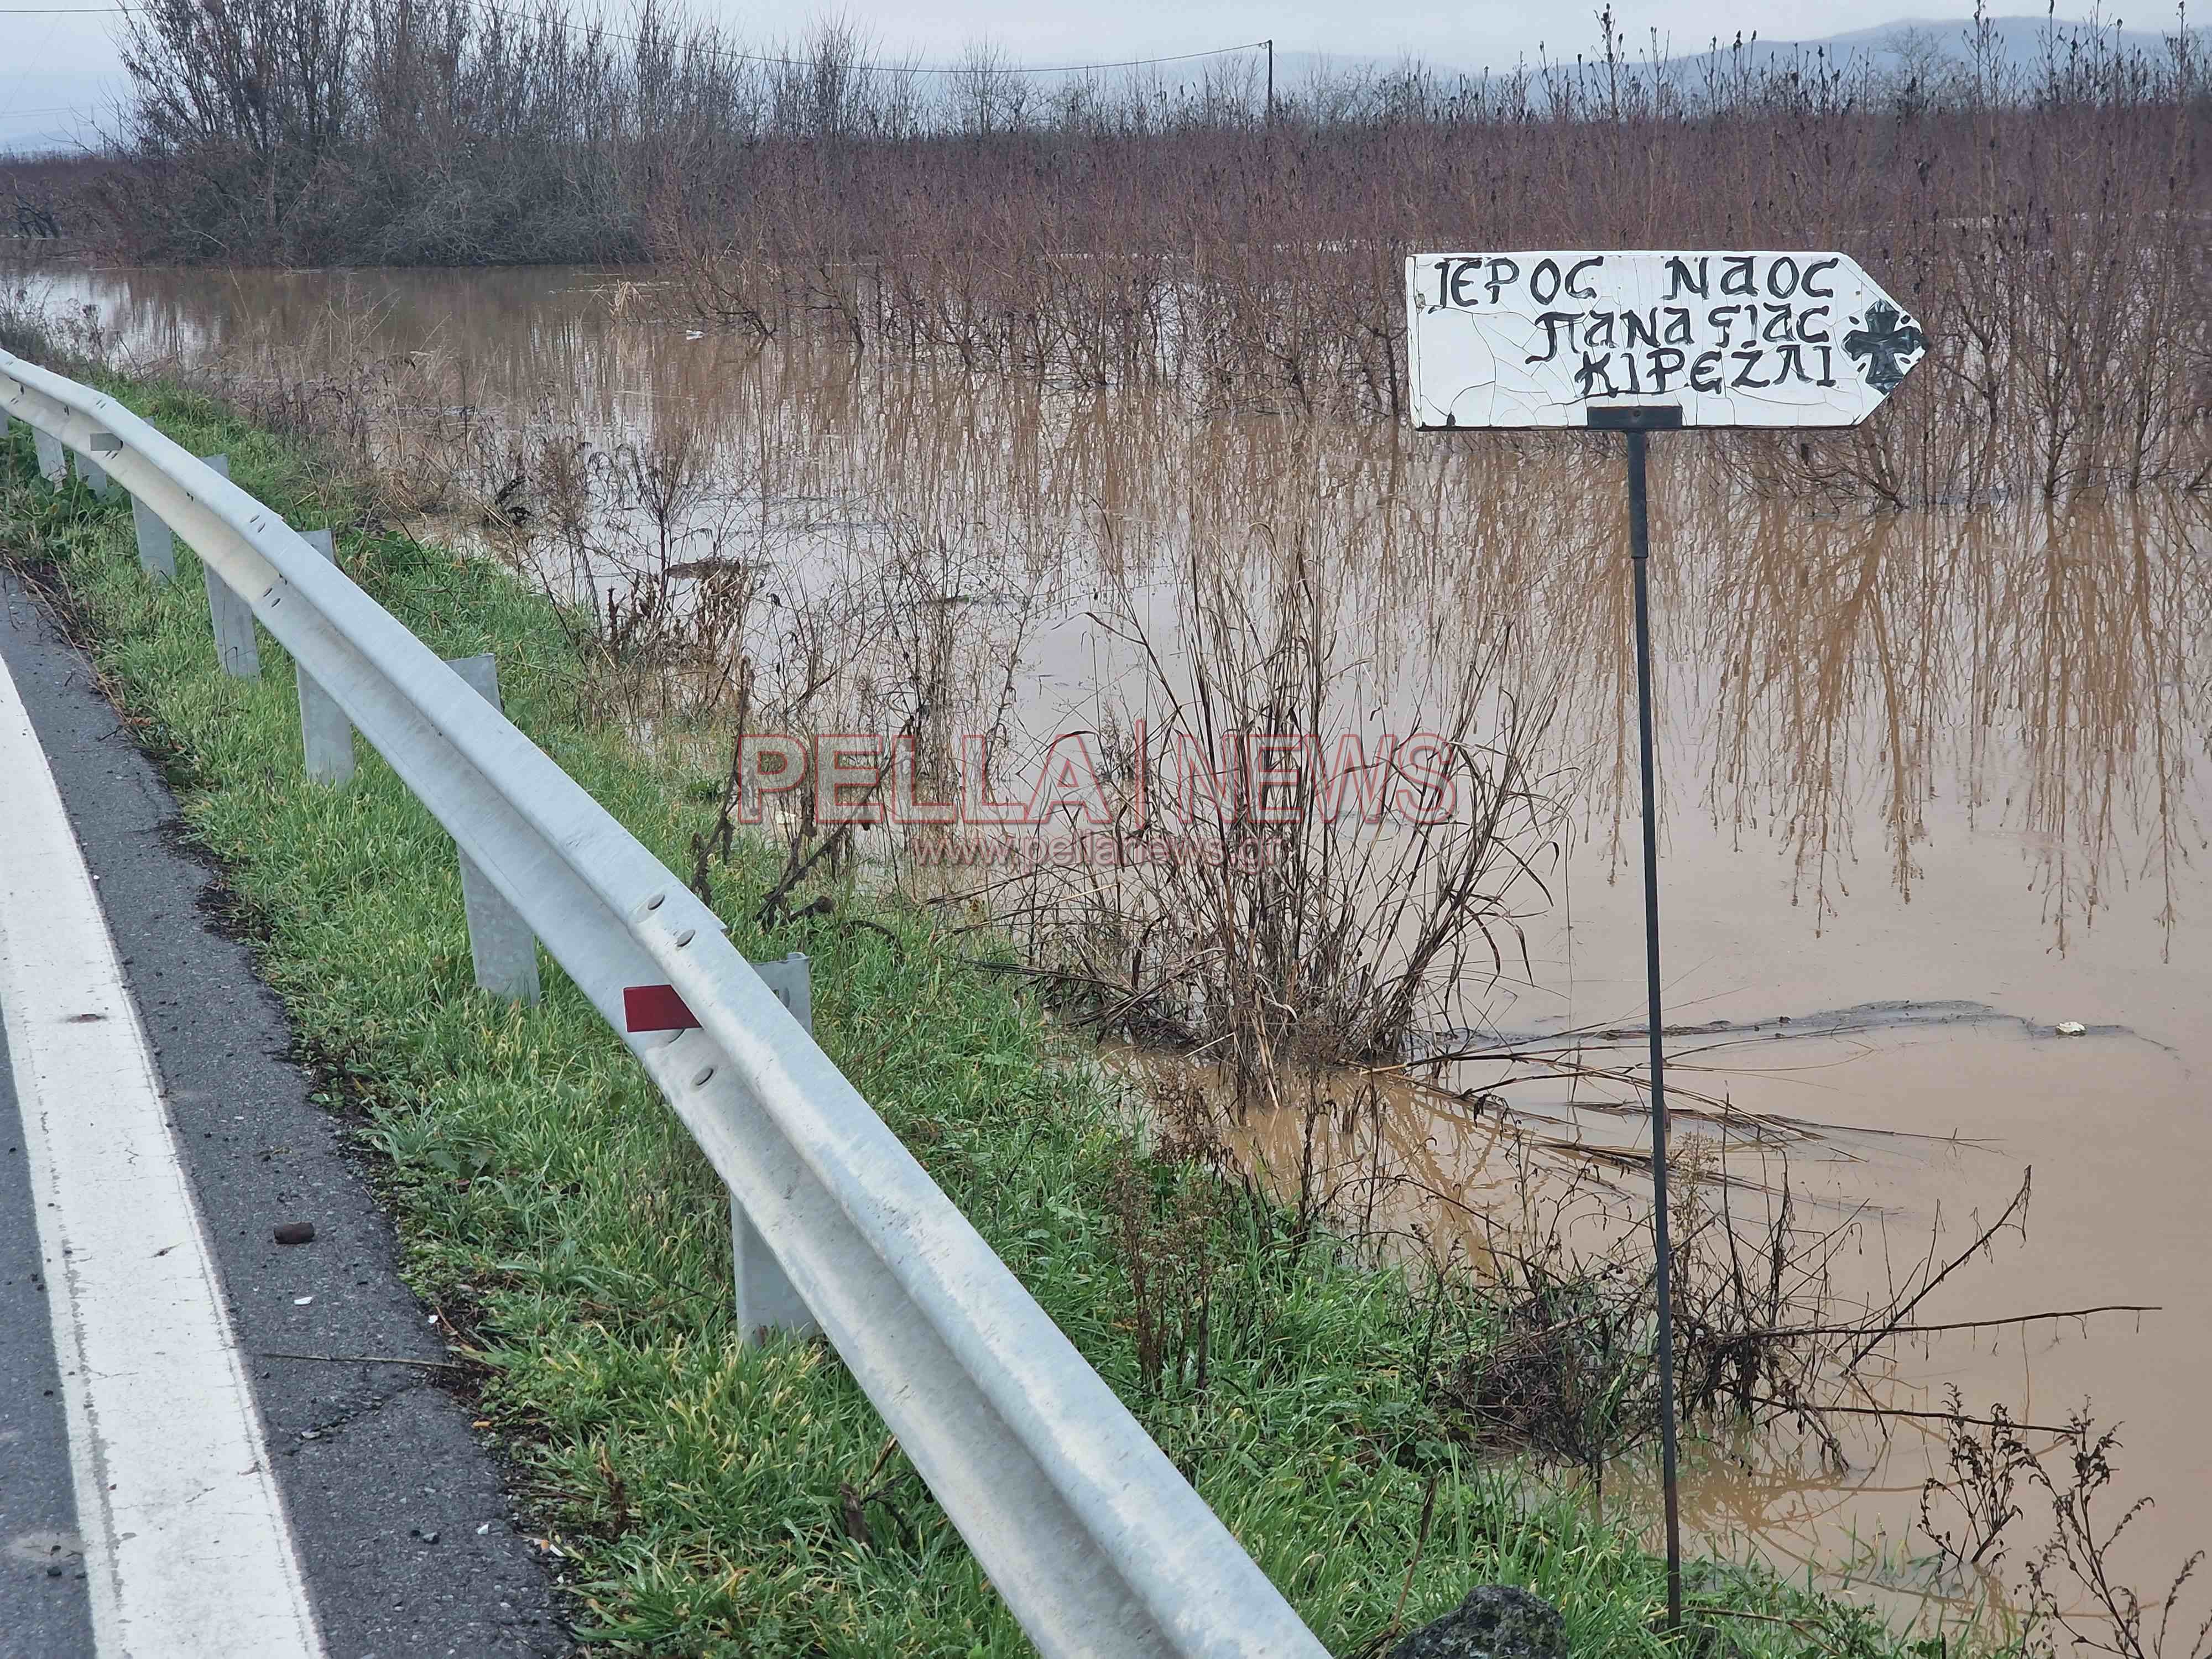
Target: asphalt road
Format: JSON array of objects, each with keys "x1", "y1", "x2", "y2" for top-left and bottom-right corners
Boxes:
[
  {"x1": 0, "y1": 1006, "x2": 94, "y2": 1658},
  {"x1": 0, "y1": 568, "x2": 571, "y2": 1659}
]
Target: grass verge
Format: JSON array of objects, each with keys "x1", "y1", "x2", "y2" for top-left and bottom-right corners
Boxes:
[{"x1": 1, "y1": 369, "x2": 1975, "y2": 1658}]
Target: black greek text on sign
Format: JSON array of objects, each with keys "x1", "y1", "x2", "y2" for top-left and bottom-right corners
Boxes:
[{"x1": 1406, "y1": 251, "x2": 1926, "y2": 429}]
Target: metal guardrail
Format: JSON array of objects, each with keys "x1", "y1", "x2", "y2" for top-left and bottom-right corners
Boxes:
[{"x1": 1, "y1": 352, "x2": 1332, "y2": 1659}]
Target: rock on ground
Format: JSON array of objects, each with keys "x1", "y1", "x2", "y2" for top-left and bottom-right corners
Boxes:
[{"x1": 1391, "y1": 1583, "x2": 1568, "y2": 1659}]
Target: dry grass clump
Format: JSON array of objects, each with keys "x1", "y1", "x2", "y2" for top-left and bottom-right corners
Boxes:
[
  {"x1": 1123, "y1": 1052, "x2": 2090, "y2": 1523},
  {"x1": 1917, "y1": 1389, "x2": 2212, "y2": 1657}
]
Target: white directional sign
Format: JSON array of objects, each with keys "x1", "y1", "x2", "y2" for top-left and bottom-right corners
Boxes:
[{"x1": 1406, "y1": 251, "x2": 1926, "y2": 429}]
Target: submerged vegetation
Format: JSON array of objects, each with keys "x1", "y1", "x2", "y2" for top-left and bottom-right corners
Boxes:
[
  {"x1": 7, "y1": 299, "x2": 2206, "y2": 1654},
  {"x1": 92, "y1": 1, "x2": 2212, "y2": 498}
]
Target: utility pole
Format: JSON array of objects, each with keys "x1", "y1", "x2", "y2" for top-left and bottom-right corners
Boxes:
[{"x1": 1265, "y1": 39, "x2": 1275, "y2": 125}]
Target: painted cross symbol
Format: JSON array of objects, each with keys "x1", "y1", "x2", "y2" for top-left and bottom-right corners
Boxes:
[{"x1": 1843, "y1": 300, "x2": 1925, "y2": 395}]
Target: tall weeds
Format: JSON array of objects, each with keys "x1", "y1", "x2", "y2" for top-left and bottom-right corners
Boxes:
[{"x1": 100, "y1": 3, "x2": 2212, "y2": 499}]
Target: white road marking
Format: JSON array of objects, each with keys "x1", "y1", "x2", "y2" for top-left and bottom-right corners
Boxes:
[{"x1": 0, "y1": 646, "x2": 325, "y2": 1657}]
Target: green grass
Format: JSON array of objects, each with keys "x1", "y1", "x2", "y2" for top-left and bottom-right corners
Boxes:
[{"x1": 1, "y1": 377, "x2": 1979, "y2": 1658}]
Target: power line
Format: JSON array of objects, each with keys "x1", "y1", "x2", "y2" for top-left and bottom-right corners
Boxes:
[
  {"x1": 0, "y1": 0, "x2": 1267, "y2": 80},
  {"x1": 693, "y1": 40, "x2": 1266, "y2": 76},
  {"x1": 462, "y1": 2, "x2": 1264, "y2": 77}
]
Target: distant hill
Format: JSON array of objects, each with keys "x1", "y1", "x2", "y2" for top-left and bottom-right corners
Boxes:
[
  {"x1": 1666, "y1": 14, "x2": 2206, "y2": 81},
  {"x1": 1272, "y1": 15, "x2": 2206, "y2": 96},
  {"x1": 1813, "y1": 13, "x2": 2193, "y2": 56},
  {"x1": 0, "y1": 70, "x2": 127, "y2": 156}
]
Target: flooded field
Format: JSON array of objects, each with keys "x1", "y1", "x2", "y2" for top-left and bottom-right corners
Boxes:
[{"x1": 12, "y1": 259, "x2": 2209, "y2": 1628}]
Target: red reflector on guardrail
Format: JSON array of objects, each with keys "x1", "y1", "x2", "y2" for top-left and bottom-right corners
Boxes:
[{"x1": 623, "y1": 984, "x2": 699, "y2": 1032}]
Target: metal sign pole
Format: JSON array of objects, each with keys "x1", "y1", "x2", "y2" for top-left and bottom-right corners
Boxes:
[
  {"x1": 1624, "y1": 424, "x2": 1683, "y2": 1632},
  {"x1": 1407, "y1": 245, "x2": 1929, "y2": 1645}
]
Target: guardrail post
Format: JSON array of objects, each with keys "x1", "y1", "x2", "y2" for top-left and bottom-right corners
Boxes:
[
  {"x1": 72, "y1": 431, "x2": 123, "y2": 497},
  {"x1": 206, "y1": 564, "x2": 260, "y2": 676},
  {"x1": 33, "y1": 427, "x2": 65, "y2": 484},
  {"x1": 295, "y1": 529, "x2": 356, "y2": 785},
  {"x1": 445, "y1": 654, "x2": 541, "y2": 1005},
  {"x1": 132, "y1": 494, "x2": 175, "y2": 581},
  {"x1": 128, "y1": 452, "x2": 211, "y2": 581},
  {"x1": 735, "y1": 953, "x2": 818, "y2": 1344},
  {"x1": 127, "y1": 450, "x2": 231, "y2": 581},
  {"x1": 195, "y1": 453, "x2": 260, "y2": 678}
]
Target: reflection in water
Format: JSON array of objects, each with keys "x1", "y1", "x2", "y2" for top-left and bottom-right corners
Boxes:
[
  {"x1": 25, "y1": 259, "x2": 2206, "y2": 962},
  {"x1": 1697, "y1": 495, "x2": 2210, "y2": 953},
  {"x1": 14, "y1": 258, "x2": 2209, "y2": 1629}
]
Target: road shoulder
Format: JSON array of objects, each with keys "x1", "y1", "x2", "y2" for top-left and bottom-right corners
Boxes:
[{"x1": 0, "y1": 570, "x2": 569, "y2": 1659}]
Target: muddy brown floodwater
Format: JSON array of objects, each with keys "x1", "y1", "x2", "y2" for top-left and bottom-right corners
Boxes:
[{"x1": 13, "y1": 258, "x2": 2208, "y2": 1633}]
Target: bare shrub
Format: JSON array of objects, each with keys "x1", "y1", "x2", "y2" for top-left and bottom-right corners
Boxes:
[
  {"x1": 1106, "y1": 1148, "x2": 1224, "y2": 1400},
  {"x1": 1919, "y1": 1397, "x2": 2212, "y2": 1657},
  {"x1": 973, "y1": 539, "x2": 1562, "y2": 1101},
  {"x1": 1919, "y1": 1386, "x2": 2037, "y2": 1584}
]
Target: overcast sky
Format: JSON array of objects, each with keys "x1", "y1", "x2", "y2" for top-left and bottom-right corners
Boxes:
[{"x1": 0, "y1": 4, "x2": 2175, "y2": 80}]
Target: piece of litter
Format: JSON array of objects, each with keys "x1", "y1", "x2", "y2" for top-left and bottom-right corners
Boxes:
[
  {"x1": 293, "y1": 1295, "x2": 315, "y2": 1305},
  {"x1": 476, "y1": 1522, "x2": 491, "y2": 1535},
  {"x1": 2056, "y1": 1020, "x2": 2087, "y2": 1036}
]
